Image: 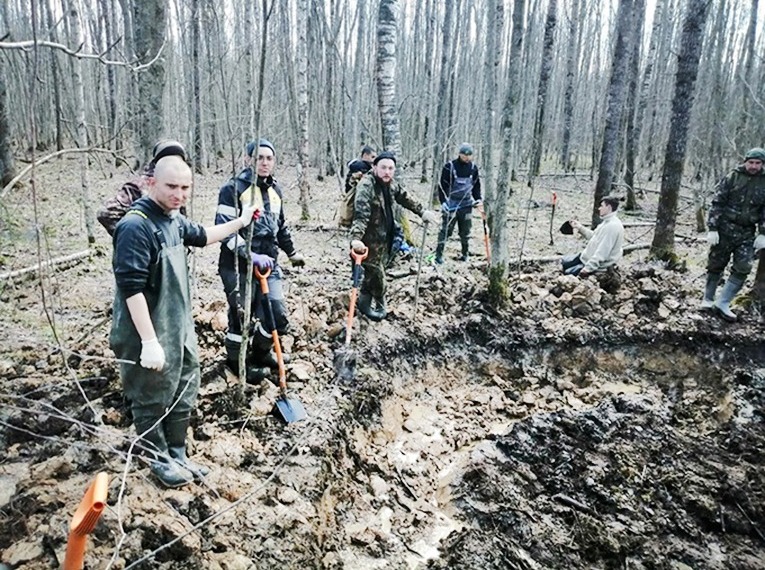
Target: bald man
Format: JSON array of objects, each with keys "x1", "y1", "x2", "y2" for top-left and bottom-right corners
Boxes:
[{"x1": 110, "y1": 156, "x2": 258, "y2": 488}]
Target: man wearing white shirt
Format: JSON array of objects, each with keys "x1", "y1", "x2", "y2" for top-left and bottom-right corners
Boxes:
[{"x1": 562, "y1": 196, "x2": 624, "y2": 279}]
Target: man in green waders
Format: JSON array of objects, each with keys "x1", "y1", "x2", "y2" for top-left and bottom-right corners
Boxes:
[{"x1": 110, "y1": 156, "x2": 258, "y2": 488}]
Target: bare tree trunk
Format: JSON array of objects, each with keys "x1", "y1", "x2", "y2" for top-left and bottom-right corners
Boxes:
[
  {"x1": 529, "y1": 0, "x2": 557, "y2": 180},
  {"x1": 489, "y1": 0, "x2": 526, "y2": 306},
  {"x1": 67, "y1": 0, "x2": 95, "y2": 245},
  {"x1": 560, "y1": 0, "x2": 579, "y2": 172},
  {"x1": 297, "y1": 0, "x2": 311, "y2": 219},
  {"x1": 0, "y1": 68, "x2": 14, "y2": 186},
  {"x1": 623, "y1": 0, "x2": 646, "y2": 211},
  {"x1": 376, "y1": 0, "x2": 401, "y2": 155},
  {"x1": 432, "y1": 0, "x2": 455, "y2": 187},
  {"x1": 735, "y1": 0, "x2": 758, "y2": 151},
  {"x1": 191, "y1": 0, "x2": 203, "y2": 173},
  {"x1": 481, "y1": 0, "x2": 503, "y2": 210},
  {"x1": 591, "y1": 0, "x2": 636, "y2": 227},
  {"x1": 133, "y1": 0, "x2": 166, "y2": 156},
  {"x1": 650, "y1": 0, "x2": 712, "y2": 261}
]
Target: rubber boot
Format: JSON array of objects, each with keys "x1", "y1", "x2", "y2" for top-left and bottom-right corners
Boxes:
[
  {"x1": 135, "y1": 419, "x2": 193, "y2": 488},
  {"x1": 700, "y1": 273, "x2": 720, "y2": 310},
  {"x1": 434, "y1": 240, "x2": 445, "y2": 265},
  {"x1": 225, "y1": 338, "x2": 274, "y2": 381},
  {"x1": 250, "y1": 331, "x2": 290, "y2": 369},
  {"x1": 715, "y1": 275, "x2": 745, "y2": 322},
  {"x1": 165, "y1": 416, "x2": 210, "y2": 479},
  {"x1": 373, "y1": 297, "x2": 387, "y2": 320},
  {"x1": 358, "y1": 291, "x2": 376, "y2": 320}
]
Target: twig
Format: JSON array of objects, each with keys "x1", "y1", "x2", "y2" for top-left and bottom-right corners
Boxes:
[
  {"x1": 552, "y1": 493, "x2": 594, "y2": 515},
  {"x1": 736, "y1": 502, "x2": 765, "y2": 543}
]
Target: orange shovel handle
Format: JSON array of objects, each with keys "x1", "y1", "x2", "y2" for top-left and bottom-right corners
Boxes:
[
  {"x1": 254, "y1": 267, "x2": 286, "y2": 390},
  {"x1": 64, "y1": 472, "x2": 109, "y2": 570},
  {"x1": 345, "y1": 247, "x2": 368, "y2": 346}
]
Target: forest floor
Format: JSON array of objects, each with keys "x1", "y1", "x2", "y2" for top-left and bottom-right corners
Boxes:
[{"x1": 1, "y1": 155, "x2": 764, "y2": 569}]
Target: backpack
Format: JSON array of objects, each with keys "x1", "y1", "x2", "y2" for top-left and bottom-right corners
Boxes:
[
  {"x1": 337, "y1": 170, "x2": 366, "y2": 228},
  {"x1": 97, "y1": 181, "x2": 143, "y2": 236}
]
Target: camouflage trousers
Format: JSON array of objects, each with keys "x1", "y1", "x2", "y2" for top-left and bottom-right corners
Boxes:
[{"x1": 707, "y1": 232, "x2": 755, "y2": 279}]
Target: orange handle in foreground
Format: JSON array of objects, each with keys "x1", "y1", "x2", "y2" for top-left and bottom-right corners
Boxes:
[
  {"x1": 63, "y1": 472, "x2": 109, "y2": 570},
  {"x1": 254, "y1": 267, "x2": 287, "y2": 390},
  {"x1": 345, "y1": 247, "x2": 369, "y2": 346}
]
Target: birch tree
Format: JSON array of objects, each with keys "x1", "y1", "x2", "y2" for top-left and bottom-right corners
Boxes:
[
  {"x1": 650, "y1": 0, "x2": 712, "y2": 261},
  {"x1": 297, "y1": 0, "x2": 311, "y2": 219},
  {"x1": 376, "y1": 0, "x2": 401, "y2": 155}
]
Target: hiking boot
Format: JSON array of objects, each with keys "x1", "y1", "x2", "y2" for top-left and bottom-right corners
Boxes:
[{"x1": 150, "y1": 459, "x2": 194, "y2": 488}]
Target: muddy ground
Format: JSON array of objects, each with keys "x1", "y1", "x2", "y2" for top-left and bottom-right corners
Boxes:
[{"x1": 1, "y1": 156, "x2": 764, "y2": 569}]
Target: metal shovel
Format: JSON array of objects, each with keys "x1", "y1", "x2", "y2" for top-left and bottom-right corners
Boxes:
[
  {"x1": 334, "y1": 247, "x2": 368, "y2": 381},
  {"x1": 255, "y1": 267, "x2": 307, "y2": 423}
]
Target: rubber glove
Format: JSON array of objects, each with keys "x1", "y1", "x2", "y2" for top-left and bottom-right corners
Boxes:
[
  {"x1": 422, "y1": 210, "x2": 438, "y2": 224},
  {"x1": 238, "y1": 204, "x2": 260, "y2": 228},
  {"x1": 754, "y1": 234, "x2": 765, "y2": 251},
  {"x1": 251, "y1": 252, "x2": 274, "y2": 270},
  {"x1": 440, "y1": 202, "x2": 450, "y2": 214},
  {"x1": 351, "y1": 240, "x2": 366, "y2": 253},
  {"x1": 289, "y1": 253, "x2": 305, "y2": 267},
  {"x1": 707, "y1": 231, "x2": 720, "y2": 246},
  {"x1": 140, "y1": 338, "x2": 165, "y2": 371}
]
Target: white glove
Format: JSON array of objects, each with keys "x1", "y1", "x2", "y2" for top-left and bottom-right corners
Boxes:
[
  {"x1": 140, "y1": 338, "x2": 166, "y2": 371},
  {"x1": 238, "y1": 204, "x2": 259, "y2": 228},
  {"x1": 754, "y1": 234, "x2": 765, "y2": 251},
  {"x1": 473, "y1": 199, "x2": 483, "y2": 208},
  {"x1": 421, "y1": 210, "x2": 438, "y2": 224},
  {"x1": 707, "y1": 231, "x2": 719, "y2": 246},
  {"x1": 351, "y1": 240, "x2": 366, "y2": 253}
]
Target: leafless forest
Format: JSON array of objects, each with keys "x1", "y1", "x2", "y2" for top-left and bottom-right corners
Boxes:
[{"x1": 1, "y1": 0, "x2": 765, "y2": 569}]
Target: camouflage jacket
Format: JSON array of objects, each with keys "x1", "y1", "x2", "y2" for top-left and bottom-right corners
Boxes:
[
  {"x1": 707, "y1": 166, "x2": 765, "y2": 237},
  {"x1": 350, "y1": 173, "x2": 423, "y2": 258}
]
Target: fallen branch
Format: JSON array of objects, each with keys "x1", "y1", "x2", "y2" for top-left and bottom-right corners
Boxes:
[{"x1": 0, "y1": 249, "x2": 92, "y2": 281}]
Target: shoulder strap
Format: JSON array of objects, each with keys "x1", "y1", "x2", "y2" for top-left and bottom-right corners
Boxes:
[{"x1": 125, "y1": 209, "x2": 166, "y2": 248}]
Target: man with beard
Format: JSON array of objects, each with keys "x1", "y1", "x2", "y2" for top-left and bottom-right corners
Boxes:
[{"x1": 349, "y1": 151, "x2": 438, "y2": 321}]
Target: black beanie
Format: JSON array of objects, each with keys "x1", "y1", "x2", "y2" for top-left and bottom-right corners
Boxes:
[
  {"x1": 373, "y1": 151, "x2": 396, "y2": 165},
  {"x1": 246, "y1": 138, "x2": 276, "y2": 157}
]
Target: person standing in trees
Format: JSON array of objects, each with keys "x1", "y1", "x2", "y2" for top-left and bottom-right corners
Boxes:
[
  {"x1": 349, "y1": 151, "x2": 438, "y2": 321},
  {"x1": 215, "y1": 139, "x2": 305, "y2": 380},
  {"x1": 702, "y1": 148, "x2": 765, "y2": 321},
  {"x1": 345, "y1": 145, "x2": 376, "y2": 194},
  {"x1": 434, "y1": 143, "x2": 482, "y2": 264},
  {"x1": 111, "y1": 156, "x2": 258, "y2": 488}
]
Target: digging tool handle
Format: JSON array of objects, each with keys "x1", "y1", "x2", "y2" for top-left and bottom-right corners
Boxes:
[
  {"x1": 345, "y1": 247, "x2": 369, "y2": 346},
  {"x1": 254, "y1": 267, "x2": 287, "y2": 391},
  {"x1": 549, "y1": 192, "x2": 557, "y2": 246}
]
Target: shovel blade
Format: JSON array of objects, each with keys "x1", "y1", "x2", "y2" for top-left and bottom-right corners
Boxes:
[{"x1": 274, "y1": 395, "x2": 307, "y2": 423}]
